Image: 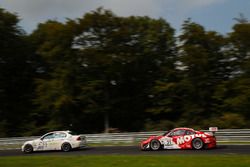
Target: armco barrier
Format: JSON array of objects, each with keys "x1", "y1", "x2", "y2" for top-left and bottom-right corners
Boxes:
[{"x1": 0, "y1": 129, "x2": 250, "y2": 150}]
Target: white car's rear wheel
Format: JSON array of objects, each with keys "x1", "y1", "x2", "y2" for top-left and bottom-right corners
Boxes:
[
  {"x1": 61, "y1": 143, "x2": 72, "y2": 152},
  {"x1": 150, "y1": 139, "x2": 161, "y2": 151},
  {"x1": 23, "y1": 144, "x2": 33, "y2": 153},
  {"x1": 192, "y1": 138, "x2": 204, "y2": 150}
]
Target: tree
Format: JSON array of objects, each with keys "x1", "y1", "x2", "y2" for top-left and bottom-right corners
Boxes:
[
  {"x1": 30, "y1": 19, "x2": 83, "y2": 133},
  {"x1": 234, "y1": 13, "x2": 248, "y2": 24},
  {"x1": 177, "y1": 20, "x2": 228, "y2": 127},
  {"x1": 146, "y1": 20, "x2": 229, "y2": 128},
  {"x1": 32, "y1": 8, "x2": 176, "y2": 133},
  {"x1": 73, "y1": 8, "x2": 176, "y2": 132},
  {"x1": 217, "y1": 21, "x2": 250, "y2": 123},
  {"x1": 0, "y1": 8, "x2": 36, "y2": 136}
]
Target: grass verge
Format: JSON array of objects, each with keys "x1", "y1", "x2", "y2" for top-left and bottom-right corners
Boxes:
[{"x1": 0, "y1": 155, "x2": 249, "y2": 167}]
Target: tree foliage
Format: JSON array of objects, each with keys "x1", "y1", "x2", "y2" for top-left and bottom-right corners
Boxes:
[
  {"x1": 32, "y1": 8, "x2": 176, "y2": 133},
  {"x1": 0, "y1": 8, "x2": 250, "y2": 137},
  {"x1": 0, "y1": 8, "x2": 36, "y2": 136}
]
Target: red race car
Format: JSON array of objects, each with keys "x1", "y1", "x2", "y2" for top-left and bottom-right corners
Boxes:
[{"x1": 141, "y1": 127, "x2": 217, "y2": 150}]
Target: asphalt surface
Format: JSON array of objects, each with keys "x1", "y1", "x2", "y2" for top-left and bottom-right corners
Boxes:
[{"x1": 0, "y1": 145, "x2": 250, "y2": 157}]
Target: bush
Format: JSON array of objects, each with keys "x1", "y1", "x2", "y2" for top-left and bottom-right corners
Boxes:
[
  {"x1": 144, "y1": 119, "x2": 175, "y2": 131},
  {"x1": 202, "y1": 113, "x2": 248, "y2": 129}
]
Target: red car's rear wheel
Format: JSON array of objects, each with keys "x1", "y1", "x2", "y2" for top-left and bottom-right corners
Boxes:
[{"x1": 192, "y1": 138, "x2": 204, "y2": 150}]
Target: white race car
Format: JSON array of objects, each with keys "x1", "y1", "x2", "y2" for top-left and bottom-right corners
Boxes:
[{"x1": 21, "y1": 131, "x2": 87, "y2": 153}]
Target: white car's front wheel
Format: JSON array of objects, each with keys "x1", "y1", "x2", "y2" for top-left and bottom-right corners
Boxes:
[
  {"x1": 61, "y1": 143, "x2": 72, "y2": 152},
  {"x1": 23, "y1": 144, "x2": 33, "y2": 153}
]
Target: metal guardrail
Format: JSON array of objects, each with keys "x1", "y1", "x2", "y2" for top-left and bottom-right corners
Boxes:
[{"x1": 0, "y1": 129, "x2": 250, "y2": 150}]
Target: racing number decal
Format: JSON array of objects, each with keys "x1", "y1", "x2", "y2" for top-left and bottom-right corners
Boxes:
[
  {"x1": 165, "y1": 139, "x2": 172, "y2": 146},
  {"x1": 43, "y1": 141, "x2": 48, "y2": 148},
  {"x1": 160, "y1": 137, "x2": 173, "y2": 146},
  {"x1": 37, "y1": 141, "x2": 44, "y2": 150}
]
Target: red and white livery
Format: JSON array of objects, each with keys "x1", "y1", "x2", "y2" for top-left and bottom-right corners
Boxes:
[{"x1": 141, "y1": 127, "x2": 216, "y2": 150}]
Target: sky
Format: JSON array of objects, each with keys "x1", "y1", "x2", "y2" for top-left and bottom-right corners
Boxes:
[{"x1": 0, "y1": 0, "x2": 250, "y2": 34}]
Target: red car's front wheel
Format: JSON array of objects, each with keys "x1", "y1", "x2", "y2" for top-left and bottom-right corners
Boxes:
[{"x1": 150, "y1": 139, "x2": 161, "y2": 150}]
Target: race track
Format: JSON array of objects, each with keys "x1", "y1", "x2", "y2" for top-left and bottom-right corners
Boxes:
[{"x1": 0, "y1": 145, "x2": 250, "y2": 157}]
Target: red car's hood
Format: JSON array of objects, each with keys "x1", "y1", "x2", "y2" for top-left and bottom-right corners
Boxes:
[{"x1": 146, "y1": 135, "x2": 164, "y2": 141}]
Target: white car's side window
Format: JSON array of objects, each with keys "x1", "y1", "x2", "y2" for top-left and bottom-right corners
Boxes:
[
  {"x1": 42, "y1": 133, "x2": 55, "y2": 140},
  {"x1": 54, "y1": 132, "x2": 67, "y2": 139}
]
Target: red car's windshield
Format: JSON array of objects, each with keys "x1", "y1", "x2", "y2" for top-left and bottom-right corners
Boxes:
[{"x1": 162, "y1": 131, "x2": 170, "y2": 136}]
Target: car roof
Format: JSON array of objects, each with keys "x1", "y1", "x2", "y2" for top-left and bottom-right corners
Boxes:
[
  {"x1": 53, "y1": 130, "x2": 70, "y2": 133},
  {"x1": 45, "y1": 130, "x2": 71, "y2": 134},
  {"x1": 172, "y1": 127, "x2": 195, "y2": 131}
]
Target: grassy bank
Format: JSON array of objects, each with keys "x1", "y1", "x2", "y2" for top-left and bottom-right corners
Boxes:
[{"x1": 0, "y1": 155, "x2": 250, "y2": 167}]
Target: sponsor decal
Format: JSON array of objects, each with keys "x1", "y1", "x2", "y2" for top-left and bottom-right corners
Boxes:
[
  {"x1": 160, "y1": 136, "x2": 173, "y2": 146},
  {"x1": 209, "y1": 127, "x2": 218, "y2": 132},
  {"x1": 177, "y1": 137, "x2": 185, "y2": 145},
  {"x1": 36, "y1": 141, "x2": 44, "y2": 150},
  {"x1": 177, "y1": 134, "x2": 206, "y2": 145}
]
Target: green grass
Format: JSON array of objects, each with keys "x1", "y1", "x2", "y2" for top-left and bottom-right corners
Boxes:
[{"x1": 0, "y1": 155, "x2": 249, "y2": 167}]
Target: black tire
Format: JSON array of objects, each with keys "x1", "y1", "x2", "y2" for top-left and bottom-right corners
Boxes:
[
  {"x1": 150, "y1": 139, "x2": 161, "y2": 151},
  {"x1": 23, "y1": 144, "x2": 33, "y2": 153},
  {"x1": 61, "y1": 143, "x2": 72, "y2": 152},
  {"x1": 192, "y1": 138, "x2": 204, "y2": 150}
]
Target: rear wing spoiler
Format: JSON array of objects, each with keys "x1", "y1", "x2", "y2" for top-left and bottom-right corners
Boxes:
[
  {"x1": 209, "y1": 127, "x2": 218, "y2": 132},
  {"x1": 208, "y1": 127, "x2": 218, "y2": 135}
]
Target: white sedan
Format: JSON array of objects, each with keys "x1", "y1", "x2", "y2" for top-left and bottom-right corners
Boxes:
[{"x1": 21, "y1": 131, "x2": 87, "y2": 153}]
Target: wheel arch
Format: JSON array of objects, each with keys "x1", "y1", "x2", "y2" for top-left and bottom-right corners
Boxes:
[
  {"x1": 61, "y1": 141, "x2": 72, "y2": 148},
  {"x1": 23, "y1": 143, "x2": 34, "y2": 153},
  {"x1": 150, "y1": 139, "x2": 162, "y2": 150},
  {"x1": 191, "y1": 137, "x2": 204, "y2": 149}
]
